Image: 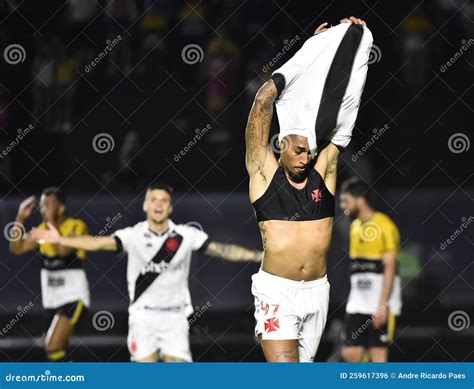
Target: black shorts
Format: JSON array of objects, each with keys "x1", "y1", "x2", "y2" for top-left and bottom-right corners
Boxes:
[
  {"x1": 344, "y1": 313, "x2": 397, "y2": 348},
  {"x1": 44, "y1": 300, "x2": 87, "y2": 332}
]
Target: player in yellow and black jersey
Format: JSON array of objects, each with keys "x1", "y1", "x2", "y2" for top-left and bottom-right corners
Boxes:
[
  {"x1": 9, "y1": 187, "x2": 89, "y2": 362},
  {"x1": 339, "y1": 178, "x2": 402, "y2": 362}
]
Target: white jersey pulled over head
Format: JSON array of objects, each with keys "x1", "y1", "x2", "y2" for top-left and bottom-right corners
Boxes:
[{"x1": 113, "y1": 220, "x2": 209, "y2": 317}]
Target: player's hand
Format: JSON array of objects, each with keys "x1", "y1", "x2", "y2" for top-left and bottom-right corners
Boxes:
[
  {"x1": 17, "y1": 195, "x2": 36, "y2": 222},
  {"x1": 340, "y1": 17, "x2": 367, "y2": 26},
  {"x1": 31, "y1": 222, "x2": 60, "y2": 244},
  {"x1": 313, "y1": 22, "x2": 329, "y2": 35},
  {"x1": 372, "y1": 304, "x2": 388, "y2": 329}
]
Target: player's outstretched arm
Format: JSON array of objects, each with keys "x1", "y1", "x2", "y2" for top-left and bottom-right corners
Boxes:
[
  {"x1": 204, "y1": 241, "x2": 262, "y2": 263},
  {"x1": 31, "y1": 222, "x2": 117, "y2": 252},
  {"x1": 245, "y1": 79, "x2": 278, "y2": 180},
  {"x1": 315, "y1": 143, "x2": 340, "y2": 196}
]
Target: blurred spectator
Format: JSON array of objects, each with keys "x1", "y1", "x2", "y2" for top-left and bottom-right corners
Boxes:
[
  {"x1": 32, "y1": 37, "x2": 54, "y2": 129},
  {"x1": 52, "y1": 37, "x2": 78, "y2": 133},
  {"x1": 105, "y1": 0, "x2": 138, "y2": 77},
  {"x1": 400, "y1": 8, "x2": 433, "y2": 91}
]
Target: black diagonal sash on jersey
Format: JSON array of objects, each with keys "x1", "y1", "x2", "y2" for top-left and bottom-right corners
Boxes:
[
  {"x1": 314, "y1": 23, "x2": 363, "y2": 147},
  {"x1": 133, "y1": 233, "x2": 184, "y2": 303}
]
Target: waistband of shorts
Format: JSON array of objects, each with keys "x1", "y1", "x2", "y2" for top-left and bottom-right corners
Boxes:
[{"x1": 256, "y1": 268, "x2": 328, "y2": 288}]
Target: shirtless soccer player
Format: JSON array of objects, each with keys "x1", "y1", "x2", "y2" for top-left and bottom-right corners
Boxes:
[
  {"x1": 246, "y1": 17, "x2": 373, "y2": 362},
  {"x1": 32, "y1": 183, "x2": 262, "y2": 362}
]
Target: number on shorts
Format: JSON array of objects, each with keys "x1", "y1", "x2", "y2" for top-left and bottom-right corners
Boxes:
[{"x1": 260, "y1": 302, "x2": 279, "y2": 315}]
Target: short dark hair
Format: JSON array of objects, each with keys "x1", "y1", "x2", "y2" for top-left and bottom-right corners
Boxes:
[
  {"x1": 146, "y1": 182, "x2": 174, "y2": 198},
  {"x1": 42, "y1": 186, "x2": 66, "y2": 205},
  {"x1": 340, "y1": 178, "x2": 372, "y2": 204}
]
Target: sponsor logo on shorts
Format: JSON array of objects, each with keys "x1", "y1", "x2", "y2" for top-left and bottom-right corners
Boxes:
[
  {"x1": 264, "y1": 317, "x2": 280, "y2": 333},
  {"x1": 311, "y1": 189, "x2": 323, "y2": 203}
]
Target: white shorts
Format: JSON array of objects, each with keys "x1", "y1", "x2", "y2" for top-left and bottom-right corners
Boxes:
[
  {"x1": 127, "y1": 309, "x2": 192, "y2": 362},
  {"x1": 251, "y1": 269, "x2": 330, "y2": 362}
]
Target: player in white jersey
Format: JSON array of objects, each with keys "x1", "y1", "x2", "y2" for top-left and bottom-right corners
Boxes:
[
  {"x1": 32, "y1": 182, "x2": 262, "y2": 362},
  {"x1": 9, "y1": 187, "x2": 90, "y2": 362}
]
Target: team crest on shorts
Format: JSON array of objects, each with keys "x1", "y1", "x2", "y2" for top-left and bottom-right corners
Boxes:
[{"x1": 264, "y1": 317, "x2": 280, "y2": 333}]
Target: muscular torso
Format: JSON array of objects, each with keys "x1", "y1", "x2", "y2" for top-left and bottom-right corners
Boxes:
[
  {"x1": 249, "y1": 148, "x2": 338, "y2": 282},
  {"x1": 258, "y1": 218, "x2": 333, "y2": 281}
]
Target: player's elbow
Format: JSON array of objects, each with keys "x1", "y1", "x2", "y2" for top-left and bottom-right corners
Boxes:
[{"x1": 254, "y1": 80, "x2": 277, "y2": 106}]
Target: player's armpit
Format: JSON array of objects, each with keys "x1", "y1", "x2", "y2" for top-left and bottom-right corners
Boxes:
[
  {"x1": 314, "y1": 143, "x2": 340, "y2": 196},
  {"x1": 245, "y1": 80, "x2": 278, "y2": 178}
]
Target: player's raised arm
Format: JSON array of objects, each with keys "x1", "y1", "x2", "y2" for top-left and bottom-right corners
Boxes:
[
  {"x1": 31, "y1": 222, "x2": 118, "y2": 252},
  {"x1": 9, "y1": 196, "x2": 39, "y2": 255},
  {"x1": 204, "y1": 241, "x2": 262, "y2": 263},
  {"x1": 245, "y1": 79, "x2": 278, "y2": 178}
]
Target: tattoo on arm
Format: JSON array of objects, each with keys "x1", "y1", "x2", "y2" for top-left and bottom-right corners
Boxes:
[{"x1": 245, "y1": 80, "x2": 277, "y2": 180}]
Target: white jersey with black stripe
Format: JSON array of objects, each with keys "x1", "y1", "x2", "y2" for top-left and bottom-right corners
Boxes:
[{"x1": 113, "y1": 220, "x2": 209, "y2": 316}]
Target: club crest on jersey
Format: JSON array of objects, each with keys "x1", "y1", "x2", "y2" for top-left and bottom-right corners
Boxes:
[
  {"x1": 165, "y1": 237, "x2": 180, "y2": 252},
  {"x1": 264, "y1": 317, "x2": 280, "y2": 333},
  {"x1": 311, "y1": 189, "x2": 323, "y2": 203}
]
